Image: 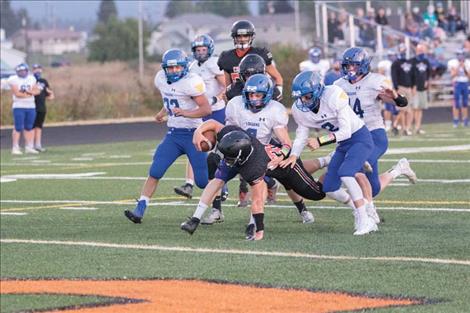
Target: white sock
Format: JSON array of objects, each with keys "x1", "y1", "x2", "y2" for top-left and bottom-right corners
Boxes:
[
  {"x1": 356, "y1": 205, "x2": 368, "y2": 222},
  {"x1": 388, "y1": 167, "x2": 401, "y2": 179},
  {"x1": 139, "y1": 196, "x2": 150, "y2": 205},
  {"x1": 193, "y1": 201, "x2": 208, "y2": 219},
  {"x1": 185, "y1": 179, "x2": 194, "y2": 186},
  {"x1": 249, "y1": 214, "x2": 255, "y2": 225},
  {"x1": 385, "y1": 120, "x2": 392, "y2": 130},
  {"x1": 317, "y1": 156, "x2": 328, "y2": 168}
]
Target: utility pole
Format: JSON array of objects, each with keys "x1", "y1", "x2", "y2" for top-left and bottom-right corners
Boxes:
[{"x1": 138, "y1": 0, "x2": 144, "y2": 81}]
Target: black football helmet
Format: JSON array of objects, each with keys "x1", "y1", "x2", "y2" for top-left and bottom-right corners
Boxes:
[
  {"x1": 231, "y1": 20, "x2": 255, "y2": 49},
  {"x1": 217, "y1": 130, "x2": 253, "y2": 167},
  {"x1": 239, "y1": 54, "x2": 266, "y2": 82}
]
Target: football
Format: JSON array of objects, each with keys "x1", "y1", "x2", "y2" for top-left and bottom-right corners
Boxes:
[{"x1": 200, "y1": 130, "x2": 216, "y2": 152}]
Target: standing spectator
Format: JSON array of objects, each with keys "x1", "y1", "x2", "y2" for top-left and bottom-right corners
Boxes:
[
  {"x1": 7, "y1": 63, "x2": 40, "y2": 155},
  {"x1": 378, "y1": 50, "x2": 399, "y2": 132},
  {"x1": 375, "y1": 7, "x2": 388, "y2": 26},
  {"x1": 327, "y1": 11, "x2": 343, "y2": 43},
  {"x1": 410, "y1": 43, "x2": 432, "y2": 134},
  {"x1": 423, "y1": 5, "x2": 438, "y2": 28},
  {"x1": 411, "y1": 7, "x2": 423, "y2": 24},
  {"x1": 323, "y1": 59, "x2": 342, "y2": 86},
  {"x1": 32, "y1": 64, "x2": 54, "y2": 152},
  {"x1": 391, "y1": 44, "x2": 414, "y2": 135},
  {"x1": 448, "y1": 49, "x2": 470, "y2": 127}
]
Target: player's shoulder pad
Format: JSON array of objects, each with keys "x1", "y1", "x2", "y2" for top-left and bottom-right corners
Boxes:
[{"x1": 186, "y1": 72, "x2": 206, "y2": 94}]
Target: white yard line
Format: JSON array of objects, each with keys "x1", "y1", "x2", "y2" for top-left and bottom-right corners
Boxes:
[
  {"x1": 386, "y1": 144, "x2": 470, "y2": 155},
  {"x1": 0, "y1": 212, "x2": 28, "y2": 216},
  {"x1": 1, "y1": 239, "x2": 469, "y2": 266},
  {"x1": 1, "y1": 200, "x2": 469, "y2": 212}
]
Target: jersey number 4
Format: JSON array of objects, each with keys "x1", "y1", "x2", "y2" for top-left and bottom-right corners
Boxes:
[
  {"x1": 164, "y1": 98, "x2": 179, "y2": 116},
  {"x1": 350, "y1": 98, "x2": 365, "y2": 118}
]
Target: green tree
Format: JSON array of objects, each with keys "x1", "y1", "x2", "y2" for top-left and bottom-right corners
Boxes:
[
  {"x1": 199, "y1": 0, "x2": 249, "y2": 17},
  {"x1": 97, "y1": 0, "x2": 118, "y2": 24},
  {"x1": 0, "y1": 0, "x2": 29, "y2": 37},
  {"x1": 164, "y1": 0, "x2": 197, "y2": 18},
  {"x1": 88, "y1": 17, "x2": 150, "y2": 62}
]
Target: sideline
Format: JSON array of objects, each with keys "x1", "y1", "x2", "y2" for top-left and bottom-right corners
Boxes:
[{"x1": 2, "y1": 239, "x2": 469, "y2": 266}]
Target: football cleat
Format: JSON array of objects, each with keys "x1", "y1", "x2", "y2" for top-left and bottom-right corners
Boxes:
[
  {"x1": 354, "y1": 217, "x2": 378, "y2": 235},
  {"x1": 11, "y1": 147, "x2": 23, "y2": 155},
  {"x1": 181, "y1": 217, "x2": 200, "y2": 235},
  {"x1": 124, "y1": 210, "x2": 142, "y2": 224},
  {"x1": 237, "y1": 191, "x2": 250, "y2": 207},
  {"x1": 245, "y1": 223, "x2": 256, "y2": 240},
  {"x1": 124, "y1": 199, "x2": 146, "y2": 224},
  {"x1": 266, "y1": 182, "x2": 279, "y2": 205},
  {"x1": 35, "y1": 146, "x2": 47, "y2": 152},
  {"x1": 25, "y1": 147, "x2": 39, "y2": 154},
  {"x1": 300, "y1": 210, "x2": 315, "y2": 224},
  {"x1": 201, "y1": 208, "x2": 224, "y2": 225},
  {"x1": 174, "y1": 184, "x2": 193, "y2": 199},
  {"x1": 395, "y1": 158, "x2": 417, "y2": 184}
]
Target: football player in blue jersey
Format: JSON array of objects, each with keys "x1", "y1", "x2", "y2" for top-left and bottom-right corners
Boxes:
[{"x1": 124, "y1": 49, "x2": 211, "y2": 224}]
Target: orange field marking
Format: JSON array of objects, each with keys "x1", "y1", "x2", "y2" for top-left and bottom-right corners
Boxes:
[{"x1": 1, "y1": 279, "x2": 422, "y2": 312}]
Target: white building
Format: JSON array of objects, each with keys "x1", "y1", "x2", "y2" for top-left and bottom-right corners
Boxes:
[{"x1": 11, "y1": 29, "x2": 87, "y2": 55}]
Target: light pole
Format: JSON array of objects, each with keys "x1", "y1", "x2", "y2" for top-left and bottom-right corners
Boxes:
[{"x1": 138, "y1": 0, "x2": 144, "y2": 81}]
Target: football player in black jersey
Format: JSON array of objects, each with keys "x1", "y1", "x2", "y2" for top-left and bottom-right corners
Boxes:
[
  {"x1": 218, "y1": 20, "x2": 284, "y2": 208},
  {"x1": 181, "y1": 124, "x2": 325, "y2": 241},
  {"x1": 218, "y1": 20, "x2": 283, "y2": 100}
]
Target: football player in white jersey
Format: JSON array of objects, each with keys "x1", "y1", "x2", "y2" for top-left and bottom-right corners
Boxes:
[
  {"x1": 299, "y1": 47, "x2": 330, "y2": 79},
  {"x1": 182, "y1": 74, "x2": 324, "y2": 240},
  {"x1": 448, "y1": 49, "x2": 470, "y2": 127},
  {"x1": 334, "y1": 47, "x2": 417, "y2": 223},
  {"x1": 285, "y1": 70, "x2": 377, "y2": 235},
  {"x1": 174, "y1": 35, "x2": 227, "y2": 200},
  {"x1": 7, "y1": 63, "x2": 41, "y2": 155},
  {"x1": 124, "y1": 49, "x2": 211, "y2": 224}
]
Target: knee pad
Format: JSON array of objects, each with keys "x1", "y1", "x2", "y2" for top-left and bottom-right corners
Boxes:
[{"x1": 207, "y1": 152, "x2": 221, "y2": 180}]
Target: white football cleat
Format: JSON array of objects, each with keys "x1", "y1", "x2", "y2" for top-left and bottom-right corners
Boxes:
[
  {"x1": 363, "y1": 161, "x2": 373, "y2": 173},
  {"x1": 25, "y1": 147, "x2": 39, "y2": 154},
  {"x1": 11, "y1": 147, "x2": 23, "y2": 155},
  {"x1": 201, "y1": 208, "x2": 224, "y2": 225},
  {"x1": 300, "y1": 210, "x2": 315, "y2": 224},
  {"x1": 395, "y1": 158, "x2": 417, "y2": 184},
  {"x1": 366, "y1": 202, "x2": 381, "y2": 224},
  {"x1": 354, "y1": 217, "x2": 378, "y2": 235}
]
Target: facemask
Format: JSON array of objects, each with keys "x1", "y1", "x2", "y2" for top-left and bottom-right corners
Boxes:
[{"x1": 33, "y1": 72, "x2": 42, "y2": 80}]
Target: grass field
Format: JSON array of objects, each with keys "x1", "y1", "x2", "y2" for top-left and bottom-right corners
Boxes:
[{"x1": 1, "y1": 123, "x2": 469, "y2": 313}]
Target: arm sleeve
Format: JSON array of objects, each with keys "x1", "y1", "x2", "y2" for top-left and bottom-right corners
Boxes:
[{"x1": 260, "y1": 48, "x2": 273, "y2": 66}]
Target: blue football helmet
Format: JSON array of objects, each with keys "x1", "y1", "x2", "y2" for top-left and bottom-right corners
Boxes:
[
  {"x1": 191, "y1": 34, "x2": 215, "y2": 63},
  {"x1": 161, "y1": 48, "x2": 189, "y2": 83},
  {"x1": 309, "y1": 47, "x2": 322, "y2": 64},
  {"x1": 291, "y1": 71, "x2": 325, "y2": 112},
  {"x1": 341, "y1": 47, "x2": 371, "y2": 81},
  {"x1": 242, "y1": 74, "x2": 274, "y2": 113},
  {"x1": 15, "y1": 63, "x2": 29, "y2": 78}
]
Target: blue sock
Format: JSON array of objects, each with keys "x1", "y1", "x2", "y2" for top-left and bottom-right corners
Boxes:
[
  {"x1": 222, "y1": 184, "x2": 228, "y2": 194},
  {"x1": 134, "y1": 199, "x2": 147, "y2": 217},
  {"x1": 464, "y1": 118, "x2": 469, "y2": 127},
  {"x1": 453, "y1": 119, "x2": 459, "y2": 126}
]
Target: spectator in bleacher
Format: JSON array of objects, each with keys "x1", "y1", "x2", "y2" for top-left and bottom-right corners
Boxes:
[
  {"x1": 446, "y1": 7, "x2": 458, "y2": 37},
  {"x1": 327, "y1": 11, "x2": 344, "y2": 44},
  {"x1": 412, "y1": 7, "x2": 423, "y2": 24},
  {"x1": 375, "y1": 7, "x2": 388, "y2": 26},
  {"x1": 410, "y1": 43, "x2": 432, "y2": 134},
  {"x1": 406, "y1": 22, "x2": 422, "y2": 44},
  {"x1": 323, "y1": 59, "x2": 342, "y2": 86},
  {"x1": 423, "y1": 5, "x2": 438, "y2": 28},
  {"x1": 465, "y1": 35, "x2": 470, "y2": 53},
  {"x1": 391, "y1": 44, "x2": 414, "y2": 135},
  {"x1": 448, "y1": 49, "x2": 470, "y2": 127},
  {"x1": 435, "y1": 2, "x2": 447, "y2": 29}
]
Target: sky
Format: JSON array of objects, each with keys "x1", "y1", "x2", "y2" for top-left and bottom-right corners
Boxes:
[{"x1": 10, "y1": 0, "x2": 259, "y2": 31}]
